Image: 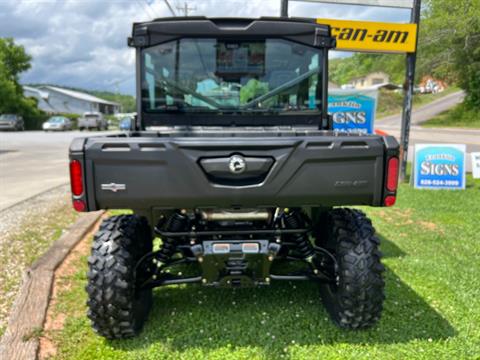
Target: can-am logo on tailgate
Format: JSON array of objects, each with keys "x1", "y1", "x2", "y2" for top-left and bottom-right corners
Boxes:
[
  {"x1": 101, "y1": 183, "x2": 126, "y2": 193},
  {"x1": 229, "y1": 155, "x2": 246, "y2": 174}
]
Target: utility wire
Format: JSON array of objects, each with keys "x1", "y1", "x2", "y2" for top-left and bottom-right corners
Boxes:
[
  {"x1": 143, "y1": 0, "x2": 160, "y2": 18},
  {"x1": 163, "y1": 0, "x2": 177, "y2": 16},
  {"x1": 176, "y1": 1, "x2": 196, "y2": 16},
  {"x1": 135, "y1": 0, "x2": 155, "y2": 19}
]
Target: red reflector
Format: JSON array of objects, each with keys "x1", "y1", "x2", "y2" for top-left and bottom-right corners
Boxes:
[
  {"x1": 69, "y1": 160, "x2": 83, "y2": 196},
  {"x1": 384, "y1": 195, "x2": 396, "y2": 207},
  {"x1": 73, "y1": 199, "x2": 86, "y2": 212},
  {"x1": 386, "y1": 157, "x2": 399, "y2": 192}
]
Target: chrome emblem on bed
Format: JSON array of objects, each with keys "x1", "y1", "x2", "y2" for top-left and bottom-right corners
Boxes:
[
  {"x1": 229, "y1": 155, "x2": 246, "y2": 174},
  {"x1": 101, "y1": 183, "x2": 126, "y2": 193}
]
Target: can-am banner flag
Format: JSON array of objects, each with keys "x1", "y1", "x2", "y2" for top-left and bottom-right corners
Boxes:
[
  {"x1": 328, "y1": 89, "x2": 378, "y2": 134},
  {"x1": 414, "y1": 144, "x2": 466, "y2": 190}
]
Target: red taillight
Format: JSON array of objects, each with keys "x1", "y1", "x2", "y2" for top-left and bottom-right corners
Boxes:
[
  {"x1": 73, "y1": 199, "x2": 86, "y2": 212},
  {"x1": 69, "y1": 160, "x2": 83, "y2": 196},
  {"x1": 386, "y1": 157, "x2": 399, "y2": 192},
  {"x1": 384, "y1": 195, "x2": 396, "y2": 207}
]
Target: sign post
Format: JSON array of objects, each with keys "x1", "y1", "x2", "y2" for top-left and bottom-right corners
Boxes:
[
  {"x1": 400, "y1": 0, "x2": 421, "y2": 182},
  {"x1": 281, "y1": 0, "x2": 289, "y2": 16}
]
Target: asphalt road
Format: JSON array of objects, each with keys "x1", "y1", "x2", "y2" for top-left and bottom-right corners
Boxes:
[
  {"x1": 379, "y1": 91, "x2": 465, "y2": 126},
  {"x1": 0, "y1": 131, "x2": 111, "y2": 211},
  {"x1": 376, "y1": 91, "x2": 480, "y2": 171}
]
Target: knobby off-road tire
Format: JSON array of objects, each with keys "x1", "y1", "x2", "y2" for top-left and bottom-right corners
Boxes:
[
  {"x1": 317, "y1": 208, "x2": 385, "y2": 329},
  {"x1": 86, "y1": 215, "x2": 153, "y2": 339}
]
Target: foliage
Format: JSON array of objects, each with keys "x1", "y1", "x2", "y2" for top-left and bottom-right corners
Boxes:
[
  {"x1": 423, "y1": 102, "x2": 480, "y2": 128},
  {"x1": 240, "y1": 79, "x2": 269, "y2": 104},
  {"x1": 57, "y1": 113, "x2": 80, "y2": 121},
  {"x1": 0, "y1": 37, "x2": 47, "y2": 128},
  {"x1": 45, "y1": 176, "x2": 480, "y2": 359},
  {"x1": 0, "y1": 38, "x2": 31, "y2": 85},
  {"x1": 330, "y1": 53, "x2": 405, "y2": 86},
  {"x1": 330, "y1": 0, "x2": 480, "y2": 113},
  {"x1": 418, "y1": 0, "x2": 480, "y2": 109},
  {"x1": 89, "y1": 90, "x2": 136, "y2": 113}
]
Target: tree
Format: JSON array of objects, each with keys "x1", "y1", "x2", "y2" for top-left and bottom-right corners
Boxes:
[
  {"x1": 417, "y1": 0, "x2": 480, "y2": 108},
  {"x1": 0, "y1": 61, "x2": 18, "y2": 110},
  {"x1": 330, "y1": 0, "x2": 480, "y2": 112},
  {"x1": 0, "y1": 37, "x2": 44, "y2": 125},
  {"x1": 330, "y1": 53, "x2": 404, "y2": 86},
  {"x1": 0, "y1": 38, "x2": 31, "y2": 83}
]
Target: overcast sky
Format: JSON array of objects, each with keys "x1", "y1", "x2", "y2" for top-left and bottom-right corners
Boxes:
[{"x1": 0, "y1": 0, "x2": 411, "y2": 95}]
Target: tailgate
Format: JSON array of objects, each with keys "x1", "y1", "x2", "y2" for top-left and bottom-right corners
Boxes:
[{"x1": 73, "y1": 134, "x2": 398, "y2": 210}]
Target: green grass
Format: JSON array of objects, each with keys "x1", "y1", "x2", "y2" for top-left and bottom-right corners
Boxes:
[
  {"x1": 422, "y1": 103, "x2": 480, "y2": 129},
  {"x1": 48, "y1": 177, "x2": 480, "y2": 359},
  {"x1": 376, "y1": 87, "x2": 460, "y2": 119}
]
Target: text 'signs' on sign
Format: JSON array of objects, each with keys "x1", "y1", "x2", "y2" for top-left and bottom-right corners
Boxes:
[
  {"x1": 414, "y1": 144, "x2": 466, "y2": 190},
  {"x1": 328, "y1": 89, "x2": 378, "y2": 134}
]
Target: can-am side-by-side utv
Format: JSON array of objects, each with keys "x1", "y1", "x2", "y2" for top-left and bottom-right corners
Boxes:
[{"x1": 69, "y1": 17, "x2": 399, "y2": 339}]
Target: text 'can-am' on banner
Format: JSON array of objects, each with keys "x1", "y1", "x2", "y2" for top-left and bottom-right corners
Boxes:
[
  {"x1": 414, "y1": 144, "x2": 466, "y2": 190},
  {"x1": 328, "y1": 89, "x2": 378, "y2": 134},
  {"x1": 317, "y1": 18, "x2": 418, "y2": 53}
]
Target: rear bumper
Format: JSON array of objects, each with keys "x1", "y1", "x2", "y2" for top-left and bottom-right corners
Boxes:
[{"x1": 71, "y1": 132, "x2": 399, "y2": 211}]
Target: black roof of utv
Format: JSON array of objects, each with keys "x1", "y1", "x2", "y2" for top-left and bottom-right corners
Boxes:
[{"x1": 129, "y1": 17, "x2": 336, "y2": 48}]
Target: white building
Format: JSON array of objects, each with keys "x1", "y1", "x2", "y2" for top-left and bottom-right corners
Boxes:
[
  {"x1": 23, "y1": 85, "x2": 121, "y2": 115},
  {"x1": 349, "y1": 72, "x2": 391, "y2": 89}
]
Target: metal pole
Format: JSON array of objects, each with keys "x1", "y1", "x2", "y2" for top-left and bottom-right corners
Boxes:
[
  {"x1": 281, "y1": 0, "x2": 289, "y2": 16},
  {"x1": 399, "y1": 0, "x2": 421, "y2": 181}
]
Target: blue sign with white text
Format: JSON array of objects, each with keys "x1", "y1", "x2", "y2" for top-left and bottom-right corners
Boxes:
[
  {"x1": 414, "y1": 144, "x2": 466, "y2": 190},
  {"x1": 328, "y1": 90, "x2": 377, "y2": 134}
]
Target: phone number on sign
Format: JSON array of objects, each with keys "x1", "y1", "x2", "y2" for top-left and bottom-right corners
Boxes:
[{"x1": 419, "y1": 179, "x2": 460, "y2": 186}]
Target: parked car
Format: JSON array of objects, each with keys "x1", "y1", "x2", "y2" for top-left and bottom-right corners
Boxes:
[
  {"x1": 42, "y1": 116, "x2": 72, "y2": 131},
  {"x1": 78, "y1": 112, "x2": 108, "y2": 131},
  {"x1": 0, "y1": 114, "x2": 24, "y2": 131},
  {"x1": 119, "y1": 117, "x2": 133, "y2": 131}
]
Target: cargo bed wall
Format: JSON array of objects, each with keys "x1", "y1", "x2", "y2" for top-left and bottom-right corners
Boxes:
[{"x1": 82, "y1": 135, "x2": 392, "y2": 210}]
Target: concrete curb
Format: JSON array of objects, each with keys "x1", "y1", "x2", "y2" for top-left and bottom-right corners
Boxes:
[
  {"x1": 0, "y1": 210, "x2": 105, "y2": 360},
  {"x1": 0, "y1": 183, "x2": 69, "y2": 215}
]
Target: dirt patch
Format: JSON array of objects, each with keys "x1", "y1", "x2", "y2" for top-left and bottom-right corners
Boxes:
[
  {"x1": 38, "y1": 218, "x2": 102, "y2": 360},
  {"x1": 418, "y1": 221, "x2": 437, "y2": 231},
  {"x1": 376, "y1": 208, "x2": 413, "y2": 223}
]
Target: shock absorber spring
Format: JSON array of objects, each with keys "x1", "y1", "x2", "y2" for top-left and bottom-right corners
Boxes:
[
  {"x1": 156, "y1": 212, "x2": 189, "y2": 262},
  {"x1": 283, "y1": 210, "x2": 314, "y2": 259}
]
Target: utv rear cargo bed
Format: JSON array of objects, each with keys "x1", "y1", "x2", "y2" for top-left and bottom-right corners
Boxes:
[{"x1": 70, "y1": 131, "x2": 399, "y2": 211}]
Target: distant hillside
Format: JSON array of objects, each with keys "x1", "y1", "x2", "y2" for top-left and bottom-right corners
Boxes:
[
  {"x1": 330, "y1": 53, "x2": 405, "y2": 86},
  {"x1": 25, "y1": 83, "x2": 136, "y2": 113},
  {"x1": 89, "y1": 90, "x2": 136, "y2": 113}
]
